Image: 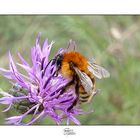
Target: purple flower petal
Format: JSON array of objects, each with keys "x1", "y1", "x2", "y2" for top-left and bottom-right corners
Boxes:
[
  {"x1": 0, "y1": 97, "x2": 14, "y2": 104},
  {"x1": 18, "y1": 53, "x2": 30, "y2": 67},
  {"x1": 69, "y1": 114, "x2": 81, "y2": 125},
  {"x1": 26, "y1": 111, "x2": 45, "y2": 125},
  {"x1": 9, "y1": 52, "x2": 17, "y2": 73},
  {"x1": 0, "y1": 68, "x2": 13, "y2": 79},
  {"x1": 6, "y1": 116, "x2": 22, "y2": 125},
  {"x1": 0, "y1": 34, "x2": 97, "y2": 125},
  {"x1": 2, "y1": 104, "x2": 12, "y2": 112}
]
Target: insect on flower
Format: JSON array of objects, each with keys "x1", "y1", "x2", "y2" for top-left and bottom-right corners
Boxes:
[
  {"x1": 0, "y1": 34, "x2": 110, "y2": 125},
  {"x1": 53, "y1": 40, "x2": 110, "y2": 111}
]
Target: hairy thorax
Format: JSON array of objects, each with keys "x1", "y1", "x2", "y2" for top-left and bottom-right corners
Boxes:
[{"x1": 61, "y1": 52, "x2": 88, "y2": 77}]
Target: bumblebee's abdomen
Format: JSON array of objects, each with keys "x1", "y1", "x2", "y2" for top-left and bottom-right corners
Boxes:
[
  {"x1": 61, "y1": 52, "x2": 88, "y2": 77},
  {"x1": 78, "y1": 84, "x2": 89, "y2": 103},
  {"x1": 79, "y1": 92, "x2": 90, "y2": 103},
  {"x1": 79, "y1": 77, "x2": 96, "y2": 104}
]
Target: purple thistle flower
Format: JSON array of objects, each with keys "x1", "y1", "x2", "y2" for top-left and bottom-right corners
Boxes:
[{"x1": 0, "y1": 34, "x2": 95, "y2": 125}]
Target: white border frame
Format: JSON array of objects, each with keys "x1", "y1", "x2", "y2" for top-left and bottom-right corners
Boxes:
[
  {"x1": 0, "y1": 0, "x2": 140, "y2": 139},
  {"x1": 0, "y1": 0, "x2": 140, "y2": 14},
  {"x1": 0, "y1": 126, "x2": 140, "y2": 140}
]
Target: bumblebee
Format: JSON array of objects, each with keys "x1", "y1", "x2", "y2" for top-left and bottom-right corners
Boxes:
[{"x1": 54, "y1": 40, "x2": 110, "y2": 110}]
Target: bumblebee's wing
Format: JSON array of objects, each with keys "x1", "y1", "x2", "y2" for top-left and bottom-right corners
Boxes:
[
  {"x1": 88, "y1": 59, "x2": 110, "y2": 79},
  {"x1": 74, "y1": 67, "x2": 93, "y2": 94}
]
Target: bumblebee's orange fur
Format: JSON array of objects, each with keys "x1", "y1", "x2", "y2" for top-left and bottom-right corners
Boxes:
[{"x1": 61, "y1": 52, "x2": 88, "y2": 77}]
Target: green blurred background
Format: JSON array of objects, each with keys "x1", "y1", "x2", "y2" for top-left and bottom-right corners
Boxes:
[{"x1": 0, "y1": 15, "x2": 140, "y2": 125}]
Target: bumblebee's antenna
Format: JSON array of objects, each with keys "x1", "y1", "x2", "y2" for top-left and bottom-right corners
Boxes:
[{"x1": 67, "y1": 39, "x2": 77, "y2": 51}]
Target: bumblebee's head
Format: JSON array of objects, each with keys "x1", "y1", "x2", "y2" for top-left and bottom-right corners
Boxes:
[{"x1": 55, "y1": 54, "x2": 63, "y2": 68}]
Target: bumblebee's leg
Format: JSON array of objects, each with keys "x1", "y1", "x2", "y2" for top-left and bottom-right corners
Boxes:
[
  {"x1": 87, "y1": 89, "x2": 100, "y2": 103},
  {"x1": 53, "y1": 66, "x2": 61, "y2": 77},
  {"x1": 67, "y1": 80, "x2": 79, "y2": 111},
  {"x1": 56, "y1": 79, "x2": 75, "y2": 98}
]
